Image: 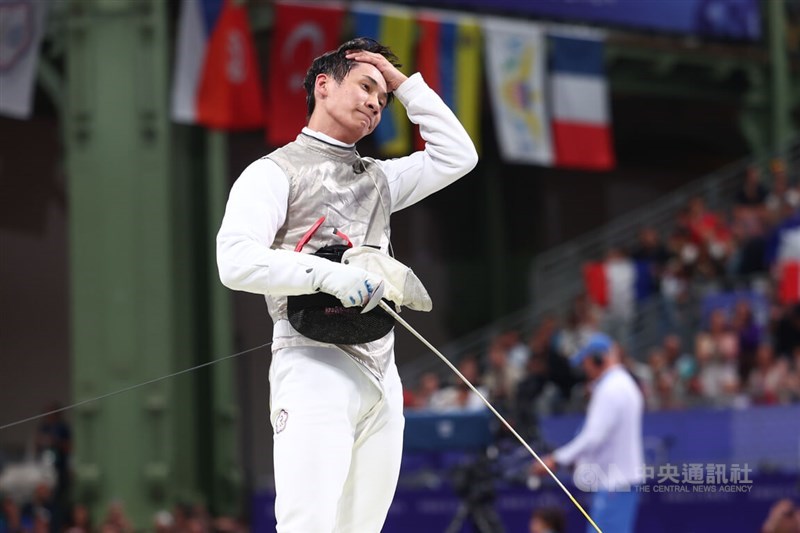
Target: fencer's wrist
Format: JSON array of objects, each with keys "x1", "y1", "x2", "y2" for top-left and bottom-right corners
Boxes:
[{"x1": 393, "y1": 73, "x2": 425, "y2": 105}]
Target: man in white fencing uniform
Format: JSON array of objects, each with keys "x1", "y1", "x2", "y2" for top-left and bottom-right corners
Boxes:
[
  {"x1": 216, "y1": 37, "x2": 478, "y2": 532},
  {"x1": 533, "y1": 333, "x2": 644, "y2": 533}
]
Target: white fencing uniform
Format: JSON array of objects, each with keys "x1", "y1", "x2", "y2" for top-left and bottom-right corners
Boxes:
[{"x1": 217, "y1": 73, "x2": 478, "y2": 532}]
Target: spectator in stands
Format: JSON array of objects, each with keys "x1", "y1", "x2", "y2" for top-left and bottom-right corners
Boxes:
[
  {"x1": 634, "y1": 347, "x2": 677, "y2": 411},
  {"x1": 747, "y1": 342, "x2": 788, "y2": 405},
  {"x1": 0, "y1": 495, "x2": 22, "y2": 533},
  {"x1": 764, "y1": 199, "x2": 800, "y2": 270},
  {"x1": 20, "y1": 484, "x2": 53, "y2": 533},
  {"x1": 730, "y1": 167, "x2": 769, "y2": 275},
  {"x1": 732, "y1": 299, "x2": 764, "y2": 380},
  {"x1": 153, "y1": 510, "x2": 173, "y2": 533},
  {"x1": 735, "y1": 164, "x2": 769, "y2": 208},
  {"x1": 529, "y1": 315, "x2": 576, "y2": 408},
  {"x1": 761, "y1": 498, "x2": 800, "y2": 533},
  {"x1": 686, "y1": 196, "x2": 733, "y2": 279},
  {"x1": 100, "y1": 500, "x2": 133, "y2": 533},
  {"x1": 658, "y1": 334, "x2": 694, "y2": 406},
  {"x1": 433, "y1": 355, "x2": 487, "y2": 412},
  {"x1": 556, "y1": 295, "x2": 600, "y2": 361},
  {"x1": 781, "y1": 347, "x2": 800, "y2": 403},
  {"x1": 65, "y1": 503, "x2": 92, "y2": 533},
  {"x1": 532, "y1": 333, "x2": 644, "y2": 533},
  {"x1": 602, "y1": 247, "x2": 637, "y2": 350},
  {"x1": 34, "y1": 406, "x2": 70, "y2": 531},
  {"x1": 529, "y1": 506, "x2": 566, "y2": 533},
  {"x1": 766, "y1": 158, "x2": 800, "y2": 218},
  {"x1": 409, "y1": 371, "x2": 443, "y2": 410},
  {"x1": 515, "y1": 354, "x2": 549, "y2": 440},
  {"x1": 631, "y1": 226, "x2": 670, "y2": 295},
  {"x1": 692, "y1": 309, "x2": 741, "y2": 407},
  {"x1": 660, "y1": 258, "x2": 691, "y2": 332},
  {"x1": 483, "y1": 335, "x2": 524, "y2": 416},
  {"x1": 500, "y1": 328, "x2": 530, "y2": 372},
  {"x1": 772, "y1": 303, "x2": 800, "y2": 359}
]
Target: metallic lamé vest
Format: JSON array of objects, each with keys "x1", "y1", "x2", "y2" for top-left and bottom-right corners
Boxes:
[{"x1": 265, "y1": 133, "x2": 394, "y2": 380}]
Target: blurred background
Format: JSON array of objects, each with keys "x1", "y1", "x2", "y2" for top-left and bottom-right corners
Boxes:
[{"x1": 0, "y1": 0, "x2": 799, "y2": 531}]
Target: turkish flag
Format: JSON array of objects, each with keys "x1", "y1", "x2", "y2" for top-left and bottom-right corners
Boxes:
[
  {"x1": 196, "y1": 0, "x2": 265, "y2": 130},
  {"x1": 266, "y1": 1, "x2": 345, "y2": 146}
]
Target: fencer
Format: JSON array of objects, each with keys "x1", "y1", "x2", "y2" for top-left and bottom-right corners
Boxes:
[{"x1": 216, "y1": 37, "x2": 478, "y2": 532}]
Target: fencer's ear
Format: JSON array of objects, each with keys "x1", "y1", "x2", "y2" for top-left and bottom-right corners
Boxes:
[{"x1": 315, "y1": 73, "x2": 329, "y2": 98}]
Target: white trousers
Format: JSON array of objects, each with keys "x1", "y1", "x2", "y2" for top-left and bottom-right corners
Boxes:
[{"x1": 269, "y1": 345, "x2": 405, "y2": 533}]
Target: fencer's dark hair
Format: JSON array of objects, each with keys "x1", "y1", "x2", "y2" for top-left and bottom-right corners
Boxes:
[{"x1": 303, "y1": 37, "x2": 402, "y2": 118}]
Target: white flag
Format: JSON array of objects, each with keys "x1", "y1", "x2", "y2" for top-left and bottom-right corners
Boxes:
[
  {"x1": 483, "y1": 18, "x2": 553, "y2": 166},
  {"x1": 0, "y1": 0, "x2": 48, "y2": 119}
]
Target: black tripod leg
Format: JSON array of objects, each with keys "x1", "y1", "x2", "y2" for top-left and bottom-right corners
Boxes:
[{"x1": 444, "y1": 502, "x2": 470, "y2": 533}]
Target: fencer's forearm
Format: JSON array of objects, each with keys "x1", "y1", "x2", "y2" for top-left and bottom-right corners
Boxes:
[
  {"x1": 216, "y1": 245, "x2": 328, "y2": 296},
  {"x1": 384, "y1": 74, "x2": 478, "y2": 211},
  {"x1": 216, "y1": 158, "x2": 289, "y2": 294},
  {"x1": 217, "y1": 240, "x2": 309, "y2": 295}
]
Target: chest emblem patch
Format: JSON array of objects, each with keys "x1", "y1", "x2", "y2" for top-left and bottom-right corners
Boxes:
[{"x1": 275, "y1": 409, "x2": 289, "y2": 434}]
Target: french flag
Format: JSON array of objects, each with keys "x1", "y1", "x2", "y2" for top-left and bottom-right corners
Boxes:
[
  {"x1": 584, "y1": 259, "x2": 652, "y2": 313},
  {"x1": 549, "y1": 34, "x2": 614, "y2": 171},
  {"x1": 171, "y1": 0, "x2": 264, "y2": 129}
]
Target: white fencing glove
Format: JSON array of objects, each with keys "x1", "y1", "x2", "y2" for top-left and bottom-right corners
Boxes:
[
  {"x1": 311, "y1": 259, "x2": 383, "y2": 308},
  {"x1": 264, "y1": 249, "x2": 384, "y2": 309}
]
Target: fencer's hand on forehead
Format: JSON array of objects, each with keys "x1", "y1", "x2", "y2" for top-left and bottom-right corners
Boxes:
[{"x1": 346, "y1": 50, "x2": 408, "y2": 92}]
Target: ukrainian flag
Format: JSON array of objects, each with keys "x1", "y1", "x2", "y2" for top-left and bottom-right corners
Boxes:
[
  {"x1": 352, "y1": 3, "x2": 414, "y2": 156},
  {"x1": 416, "y1": 12, "x2": 482, "y2": 153}
]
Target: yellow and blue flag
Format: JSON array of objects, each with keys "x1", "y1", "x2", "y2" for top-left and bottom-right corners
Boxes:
[
  {"x1": 352, "y1": 3, "x2": 414, "y2": 156},
  {"x1": 415, "y1": 12, "x2": 481, "y2": 153}
]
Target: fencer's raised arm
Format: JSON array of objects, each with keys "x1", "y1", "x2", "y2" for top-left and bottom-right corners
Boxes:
[
  {"x1": 379, "y1": 73, "x2": 479, "y2": 212},
  {"x1": 216, "y1": 159, "x2": 382, "y2": 307}
]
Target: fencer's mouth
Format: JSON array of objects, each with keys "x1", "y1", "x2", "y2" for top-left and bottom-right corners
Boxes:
[{"x1": 357, "y1": 110, "x2": 372, "y2": 127}]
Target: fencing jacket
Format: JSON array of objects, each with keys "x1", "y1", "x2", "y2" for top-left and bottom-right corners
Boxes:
[{"x1": 217, "y1": 73, "x2": 478, "y2": 381}]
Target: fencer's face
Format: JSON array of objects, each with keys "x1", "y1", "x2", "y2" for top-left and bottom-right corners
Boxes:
[{"x1": 313, "y1": 62, "x2": 388, "y2": 143}]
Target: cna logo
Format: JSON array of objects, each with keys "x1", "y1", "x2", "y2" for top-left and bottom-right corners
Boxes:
[
  {"x1": 274, "y1": 409, "x2": 289, "y2": 434},
  {"x1": 0, "y1": 0, "x2": 34, "y2": 73},
  {"x1": 573, "y1": 464, "x2": 635, "y2": 493}
]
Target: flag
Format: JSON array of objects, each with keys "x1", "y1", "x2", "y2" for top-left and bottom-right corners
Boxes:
[
  {"x1": 483, "y1": 18, "x2": 552, "y2": 165},
  {"x1": 352, "y1": 2, "x2": 414, "y2": 156},
  {"x1": 778, "y1": 261, "x2": 800, "y2": 305},
  {"x1": 415, "y1": 11, "x2": 481, "y2": 152},
  {"x1": 266, "y1": 1, "x2": 345, "y2": 146},
  {"x1": 584, "y1": 258, "x2": 650, "y2": 310},
  {"x1": 0, "y1": 0, "x2": 48, "y2": 119},
  {"x1": 549, "y1": 33, "x2": 614, "y2": 170},
  {"x1": 583, "y1": 262, "x2": 608, "y2": 307},
  {"x1": 171, "y1": 0, "x2": 264, "y2": 130}
]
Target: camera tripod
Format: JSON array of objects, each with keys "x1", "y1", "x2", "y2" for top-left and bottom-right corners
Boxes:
[{"x1": 444, "y1": 499, "x2": 505, "y2": 533}]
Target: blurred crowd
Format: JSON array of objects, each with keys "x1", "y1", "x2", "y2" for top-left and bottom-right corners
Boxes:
[
  {"x1": 0, "y1": 414, "x2": 247, "y2": 533},
  {"x1": 405, "y1": 158, "x2": 800, "y2": 437},
  {"x1": 0, "y1": 489, "x2": 247, "y2": 533}
]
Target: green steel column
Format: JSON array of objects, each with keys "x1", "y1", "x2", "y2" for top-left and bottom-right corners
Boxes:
[
  {"x1": 65, "y1": 0, "x2": 199, "y2": 525},
  {"x1": 205, "y1": 131, "x2": 241, "y2": 515},
  {"x1": 768, "y1": 0, "x2": 791, "y2": 154}
]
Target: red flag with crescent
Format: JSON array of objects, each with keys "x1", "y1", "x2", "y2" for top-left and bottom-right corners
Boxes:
[{"x1": 266, "y1": 1, "x2": 345, "y2": 146}]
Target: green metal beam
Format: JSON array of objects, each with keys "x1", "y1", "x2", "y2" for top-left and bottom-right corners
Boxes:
[
  {"x1": 767, "y1": 0, "x2": 792, "y2": 154},
  {"x1": 65, "y1": 0, "x2": 209, "y2": 525}
]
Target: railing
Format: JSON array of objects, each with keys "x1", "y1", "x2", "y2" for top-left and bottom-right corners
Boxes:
[{"x1": 400, "y1": 141, "x2": 800, "y2": 383}]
